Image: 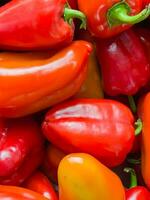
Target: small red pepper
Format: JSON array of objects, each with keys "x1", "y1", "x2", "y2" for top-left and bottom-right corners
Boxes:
[
  {"x1": 78, "y1": 0, "x2": 150, "y2": 38},
  {"x1": 0, "y1": 117, "x2": 44, "y2": 185},
  {"x1": 96, "y1": 29, "x2": 150, "y2": 96},
  {"x1": 0, "y1": 185, "x2": 48, "y2": 200},
  {"x1": 42, "y1": 98, "x2": 135, "y2": 167},
  {"x1": 0, "y1": 0, "x2": 86, "y2": 50},
  {"x1": 24, "y1": 171, "x2": 58, "y2": 200},
  {"x1": 124, "y1": 168, "x2": 150, "y2": 200}
]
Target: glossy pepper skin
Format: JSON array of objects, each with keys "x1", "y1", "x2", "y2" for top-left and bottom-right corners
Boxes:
[
  {"x1": 0, "y1": 41, "x2": 92, "y2": 118},
  {"x1": 124, "y1": 168, "x2": 150, "y2": 200},
  {"x1": 138, "y1": 92, "x2": 150, "y2": 189},
  {"x1": 96, "y1": 29, "x2": 150, "y2": 96},
  {"x1": 43, "y1": 144, "x2": 66, "y2": 183},
  {"x1": 0, "y1": 117, "x2": 44, "y2": 185},
  {"x1": 78, "y1": 0, "x2": 150, "y2": 38},
  {"x1": 0, "y1": 185, "x2": 48, "y2": 200},
  {"x1": 42, "y1": 99, "x2": 135, "y2": 167},
  {"x1": 74, "y1": 50, "x2": 103, "y2": 99},
  {"x1": 126, "y1": 187, "x2": 150, "y2": 199},
  {"x1": 74, "y1": 29, "x2": 103, "y2": 99},
  {"x1": 24, "y1": 171, "x2": 58, "y2": 200},
  {"x1": 58, "y1": 153, "x2": 125, "y2": 200},
  {"x1": 135, "y1": 27, "x2": 150, "y2": 63},
  {"x1": 0, "y1": 0, "x2": 75, "y2": 50}
]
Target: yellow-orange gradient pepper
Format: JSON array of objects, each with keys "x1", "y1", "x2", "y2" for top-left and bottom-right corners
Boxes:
[
  {"x1": 58, "y1": 153, "x2": 125, "y2": 200},
  {"x1": 0, "y1": 41, "x2": 92, "y2": 118}
]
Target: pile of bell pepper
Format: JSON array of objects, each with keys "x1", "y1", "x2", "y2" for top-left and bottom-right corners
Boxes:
[{"x1": 0, "y1": 0, "x2": 150, "y2": 199}]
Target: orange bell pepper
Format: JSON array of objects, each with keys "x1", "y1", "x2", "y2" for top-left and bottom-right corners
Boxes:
[
  {"x1": 74, "y1": 50, "x2": 103, "y2": 98},
  {"x1": 58, "y1": 153, "x2": 125, "y2": 200},
  {"x1": 0, "y1": 41, "x2": 92, "y2": 118},
  {"x1": 43, "y1": 145, "x2": 66, "y2": 183},
  {"x1": 0, "y1": 185, "x2": 48, "y2": 200},
  {"x1": 138, "y1": 92, "x2": 150, "y2": 189},
  {"x1": 24, "y1": 171, "x2": 58, "y2": 200},
  {"x1": 74, "y1": 29, "x2": 103, "y2": 99}
]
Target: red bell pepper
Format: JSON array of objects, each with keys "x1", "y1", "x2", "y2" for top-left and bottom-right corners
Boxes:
[
  {"x1": 96, "y1": 29, "x2": 150, "y2": 96},
  {"x1": 68, "y1": 0, "x2": 78, "y2": 9},
  {"x1": 78, "y1": 0, "x2": 150, "y2": 38},
  {"x1": 124, "y1": 168, "x2": 150, "y2": 200},
  {"x1": 0, "y1": 41, "x2": 92, "y2": 118},
  {"x1": 0, "y1": 185, "x2": 48, "y2": 200},
  {"x1": 135, "y1": 27, "x2": 150, "y2": 63},
  {"x1": 0, "y1": 0, "x2": 86, "y2": 50},
  {"x1": 0, "y1": 117, "x2": 44, "y2": 185},
  {"x1": 138, "y1": 92, "x2": 150, "y2": 189},
  {"x1": 42, "y1": 98, "x2": 135, "y2": 167},
  {"x1": 24, "y1": 171, "x2": 58, "y2": 200},
  {"x1": 58, "y1": 153, "x2": 125, "y2": 200}
]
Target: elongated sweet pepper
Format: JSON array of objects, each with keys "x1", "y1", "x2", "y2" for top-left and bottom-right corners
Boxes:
[
  {"x1": 0, "y1": 185, "x2": 48, "y2": 200},
  {"x1": 138, "y1": 92, "x2": 150, "y2": 189},
  {"x1": 0, "y1": 41, "x2": 92, "y2": 118},
  {"x1": 78, "y1": 0, "x2": 150, "y2": 38},
  {"x1": 0, "y1": 0, "x2": 86, "y2": 50},
  {"x1": 43, "y1": 145, "x2": 66, "y2": 183},
  {"x1": 96, "y1": 29, "x2": 150, "y2": 96},
  {"x1": 58, "y1": 153, "x2": 125, "y2": 200},
  {"x1": 124, "y1": 168, "x2": 150, "y2": 200},
  {"x1": 0, "y1": 117, "x2": 44, "y2": 185},
  {"x1": 24, "y1": 171, "x2": 58, "y2": 200},
  {"x1": 42, "y1": 98, "x2": 135, "y2": 167}
]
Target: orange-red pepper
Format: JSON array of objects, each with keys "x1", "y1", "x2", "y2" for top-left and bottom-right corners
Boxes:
[
  {"x1": 74, "y1": 50, "x2": 103, "y2": 99},
  {"x1": 42, "y1": 145, "x2": 66, "y2": 183},
  {"x1": 0, "y1": 41, "x2": 92, "y2": 117},
  {"x1": 138, "y1": 92, "x2": 150, "y2": 189},
  {"x1": 0, "y1": 185, "x2": 48, "y2": 200},
  {"x1": 58, "y1": 153, "x2": 125, "y2": 200},
  {"x1": 24, "y1": 171, "x2": 58, "y2": 200}
]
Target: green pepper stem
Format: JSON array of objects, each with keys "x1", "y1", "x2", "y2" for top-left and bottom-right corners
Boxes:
[
  {"x1": 128, "y1": 96, "x2": 137, "y2": 114},
  {"x1": 124, "y1": 167, "x2": 137, "y2": 188},
  {"x1": 127, "y1": 158, "x2": 141, "y2": 165},
  {"x1": 107, "y1": 2, "x2": 150, "y2": 27},
  {"x1": 64, "y1": 7, "x2": 87, "y2": 29},
  {"x1": 135, "y1": 118, "x2": 142, "y2": 136}
]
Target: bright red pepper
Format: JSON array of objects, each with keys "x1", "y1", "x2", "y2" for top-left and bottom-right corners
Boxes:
[
  {"x1": 0, "y1": 117, "x2": 44, "y2": 185},
  {"x1": 0, "y1": 185, "x2": 48, "y2": 200},
  {"x1": 124, "y1": 168, "x2": 150, "y2": 200},
  {"x1": 138, "y1": 92, "x2": 150, "y2": 189},
  {"x1": 78, "y1": 0, "x2": 150, "y2": 38},
  {"x1": 24, "y1": 171, "x2": 58, "y2": 200},
  {"x1": 0, "y1": 0, "x2": 86, "y2": 50},
  {"x1": 42, "y1": 99, "x2": 135, "y2": 167},
  {"x1": 0, "y1": 41, "x2": 92, "y2": 118},
  {"x1": 96, "y1": 29, "x2": 150, "y2": 96}
]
